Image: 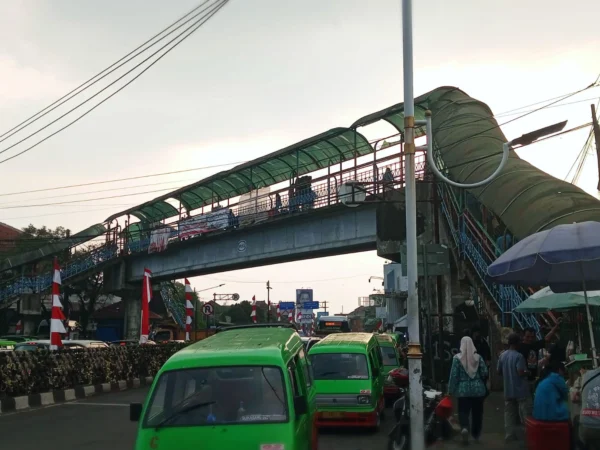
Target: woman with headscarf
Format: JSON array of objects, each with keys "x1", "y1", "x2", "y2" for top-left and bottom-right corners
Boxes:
[{"x1": 448, "y1": 336, "x2": 489, "y2": 445}]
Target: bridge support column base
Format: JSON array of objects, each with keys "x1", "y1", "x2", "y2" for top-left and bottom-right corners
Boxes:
[{"x1": 123, "y1": 296, "x2": 141, "y2": 340}]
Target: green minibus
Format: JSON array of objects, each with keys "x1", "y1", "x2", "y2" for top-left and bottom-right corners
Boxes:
[
  {"x1": 308, "y1": 332, "x2": 385, "y2": 429},
  {"x1": 131, "y1": 324, "x2": 317, "y2": 450},
  {"x1": 375, "y1": 333, "x2": 403, "y2": 401}
]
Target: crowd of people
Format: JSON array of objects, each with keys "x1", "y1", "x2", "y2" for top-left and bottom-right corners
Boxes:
[{"x1": 447, "y1": 322, "x2": 600, "y2": 448}]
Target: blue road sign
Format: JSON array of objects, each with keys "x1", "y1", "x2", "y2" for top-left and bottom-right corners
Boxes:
[
  {"x1": 279, "y1": 302, "x2": 295, "y2": 310},
  {"x1": 302, "y1": 301, "x2": 319, "y2": 310}
]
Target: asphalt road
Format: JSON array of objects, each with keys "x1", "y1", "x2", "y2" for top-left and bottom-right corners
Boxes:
[{"x1": 0, "y1": 388, "x2": 524, "y2": 450}]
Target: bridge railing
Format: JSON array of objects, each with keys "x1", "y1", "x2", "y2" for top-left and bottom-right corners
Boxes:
[
  {"x1": 0, "y1": 243, "x2": 119, "y2": 307},
  {"x1": 125, "y1": 149, "x2": 427, "y2": 254}
]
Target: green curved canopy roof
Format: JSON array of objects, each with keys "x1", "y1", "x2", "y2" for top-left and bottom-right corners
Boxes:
[
  {"x1": 352, "y1": 86, "x2": 600, "y2": 239},
  {"x1": 107, "y1": 127, "x2": 371, "y2": 223},
  {"x1": 110, "y1": 85, "x2": 600, "y2": 240}
]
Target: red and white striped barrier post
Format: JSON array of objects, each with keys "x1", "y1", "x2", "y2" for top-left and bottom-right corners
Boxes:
[
  {"x1": 140, "y1": 268, "x2": 152, "y2": 344},
  {"x1": 50, "y1": 258, "x2": 66, "y2": 350},
  {"x1": 185, "y1": 278, "x2": 193, "y2": 341},
  {"x1": 251, "y1": 295, "x2": 257, "y2": 323}
]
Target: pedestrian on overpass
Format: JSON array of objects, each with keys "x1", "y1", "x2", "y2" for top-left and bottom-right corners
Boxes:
[
  {"x1": 498, "y1": 332, "x2": 529, "y2": 442},
  {"x1": 448, "y1": 336, "x2": 489, "y2": 445}
]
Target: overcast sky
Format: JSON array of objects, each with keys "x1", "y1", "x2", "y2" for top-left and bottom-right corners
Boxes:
[{"x1": 0, "y1": 0, "x2": 598, "y2": 313}]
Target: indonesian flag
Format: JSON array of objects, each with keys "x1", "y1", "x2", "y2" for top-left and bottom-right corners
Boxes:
[
  {"x1": 185, "y1": 278, "x2": 194, "y2": 341},
  {"x1": 140, "y1": 268, "x2": 152, "y2": 344},
  {"x1": 251, "y1": 295, "x2": 257, "y2": 323},
  {"x1": 277, "y1": 303, "x2": 281, "y2": 322},
  {"x1": 296, "y1": 309, "x2": 302, "y2": 323},
  {"x1": 50, "y1": 258, "x2": 66, "y2": 350},
  {"x1": 15, "y1": 320, "x2": 22, "y2": 334},
  {"x1": 288, "y1": 310, "x2": 293, "y2": 323}
]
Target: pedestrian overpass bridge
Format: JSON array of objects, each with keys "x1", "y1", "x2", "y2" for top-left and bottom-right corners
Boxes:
[{"x1": 3, "y1": 86, "x2": 600, "y2": 337}]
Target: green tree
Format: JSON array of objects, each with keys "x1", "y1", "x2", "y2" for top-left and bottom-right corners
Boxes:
[
  {"x1": 220, "y1": 301, "x2": 267, "y2": 325},
  {"x1": 72, "y1": 272, "x2": 114, "y2": 338},
  {"x1": 16, "y1": 224, "x2": 70, "y2": 253}
]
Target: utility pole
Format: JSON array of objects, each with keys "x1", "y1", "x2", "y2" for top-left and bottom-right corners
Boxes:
[
  {"x1": 402, "y1": 0, "x2": 425, "y2": 448},
  {"x1": 591, "y1": 104, "x2": 600, "y2": 191},
  {"x1": 266, "y1": 280, "x2": 272, "y2": 322},
  {"x1": 321, "y1": 301, "x2": 328, "y2": 314}
]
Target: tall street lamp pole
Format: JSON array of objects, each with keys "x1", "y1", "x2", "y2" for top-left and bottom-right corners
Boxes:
[{"x1": 401, "y1": 1, "x2": 425, "y2": 448}]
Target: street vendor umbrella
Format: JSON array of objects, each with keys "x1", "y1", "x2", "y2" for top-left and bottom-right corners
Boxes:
[
  {"x1": 488, "y1": 221, "x2": 600, "y2": 367},
  {"x1": 514, "y1": 287, "x2": 600, "y2": 313},
  {"x1": 515, "y1": 286, "x2": 600, "y2": 354}
]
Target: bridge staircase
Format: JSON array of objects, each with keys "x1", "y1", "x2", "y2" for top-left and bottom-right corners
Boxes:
[
  {"x1": 0, "y1": 243, "x2": 120, "y2": 308},
  {"x1": 437, "y1": 182, "x2": 553, "y2": 337},
  {"x1": 158, "y1": 282, "x2": 187, "y2": 329}
]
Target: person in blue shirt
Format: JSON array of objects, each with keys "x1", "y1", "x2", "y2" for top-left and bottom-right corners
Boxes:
[{"x1": 533, "y1": 360, "x2": 569, "y2": 422}]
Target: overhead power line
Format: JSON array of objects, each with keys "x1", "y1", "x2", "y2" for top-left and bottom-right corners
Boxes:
[
  {"x1": 444, "y1": 121, "x2": 593, "y2": 171},
  {"x1": 0, "y1": 0, "x2": 230, "y2": 166},
  {"x1": 0, "y1": 0, "x2": 213, "y2": 144},
  {"x1": 434, "y1": 81, "x2": 600, "y2": 134},
  {"x1": 0, "y1": 160, "x2": 245, "y2": 197},
  {"x1": 0, "y1": 205, "x2": 137, "y2": 221}
]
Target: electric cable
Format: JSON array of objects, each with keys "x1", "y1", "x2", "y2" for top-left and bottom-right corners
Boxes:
[
  {"x1": 0, "y1": 0, "x2": 230, "y2": 165},
  {"x1": 442, "y1": 122, "x2": 593, "y2": 171},
  {"x1": 433, "y1": 80, "x2": 598, "y2": 136},
  {"x1": 0, "y1": 160, "x2": 246, "y2": 197},
  {"x1": 0, "y1": 0, "x2": 213, "y2": 144}
]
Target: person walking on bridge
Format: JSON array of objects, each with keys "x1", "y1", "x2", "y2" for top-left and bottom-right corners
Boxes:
[{"x1": 448, "y1": 336, "x2": 488, "y2": 445}]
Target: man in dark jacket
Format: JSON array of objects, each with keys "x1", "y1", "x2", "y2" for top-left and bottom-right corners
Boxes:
[{"x1": 472, "y1": 326, "x2": 491, "y2": 365}]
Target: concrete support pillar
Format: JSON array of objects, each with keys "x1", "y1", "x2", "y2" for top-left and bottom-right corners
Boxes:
[
  {"x1": 439, "y1": 218, "x2": 454, "y2": 333},
  {"x1": 123, "y1": 295, "x2": 141, "y2": 340}
]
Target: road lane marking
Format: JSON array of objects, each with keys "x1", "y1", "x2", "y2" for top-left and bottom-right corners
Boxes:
[{"x1": 69, "y1": 402, "x2": 130, "y2": 407}]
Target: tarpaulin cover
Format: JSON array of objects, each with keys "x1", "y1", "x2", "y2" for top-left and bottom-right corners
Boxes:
[{"x1": 353, "y1": 86, "x2": 600, "y2": 239}]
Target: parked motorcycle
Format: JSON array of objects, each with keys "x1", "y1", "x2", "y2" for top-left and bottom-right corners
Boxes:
[{"x1": 387, "y1": 368, "x2": 454, "y2": 450}]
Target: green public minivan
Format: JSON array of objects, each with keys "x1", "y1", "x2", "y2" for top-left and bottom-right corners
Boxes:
[
  {"x1": 130, "y1": 324, "x2": 317, "y2": 450},
  {"x1": 375, "y1": 333, "x2": 403, "y2": 401},
  {"x1": 308, "y1": 332, "x2": 385, "y2": 429}
]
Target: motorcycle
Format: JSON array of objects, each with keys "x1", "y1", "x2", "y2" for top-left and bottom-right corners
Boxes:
[{"x1": 387, "y1": 368, "x2": 454, "y2": 450}]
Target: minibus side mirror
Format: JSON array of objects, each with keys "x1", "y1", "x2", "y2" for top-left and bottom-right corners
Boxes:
[
  {"x1": 130, "y1": 403, "x2": 143, "y2": 422},
  {"x1": 294, "y1": 395, "x2": 308, "y2": 416}
]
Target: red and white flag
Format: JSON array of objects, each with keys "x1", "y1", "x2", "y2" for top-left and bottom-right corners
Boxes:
[
  {"x1": 251, "y1": 295, "x2": 257, "y2": 323},
  {"x1": 50, "y1": 258, "x2": 66, "y2": 350},
  {"x1": 185, "y1": 279, "x2": 194, "y2": 341},
  {"x1": 140, "y1": 268, "x2": 152, "y2": 344},
  {"x1": 15, "y1": 320, "x2": 22, "y2": 335},
  {"x1": 288, "y1": 310, "x2": 293, "y2": 323},
  {"x1": 277, "y1": 303, "x2": 281, "y2": 322}
]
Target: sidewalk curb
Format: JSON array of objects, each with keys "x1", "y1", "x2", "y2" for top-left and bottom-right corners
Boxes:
[{"x1": 0, "y1": 376, "x2": 154, "y2": 414}]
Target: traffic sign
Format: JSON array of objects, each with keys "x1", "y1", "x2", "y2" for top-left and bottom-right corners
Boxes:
[
  {"x1": 279, "y1": 302, "x2": 295, "y2": 311},
  {"x1": 202, "y1": 303, "x2": 214, "y2": 316},
  {"x1": 302, "y1": 301, "x2": 319, "y2": 310},
  {"x1": 299, "y1": 309, "x2": 314, "y2": 324}
]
